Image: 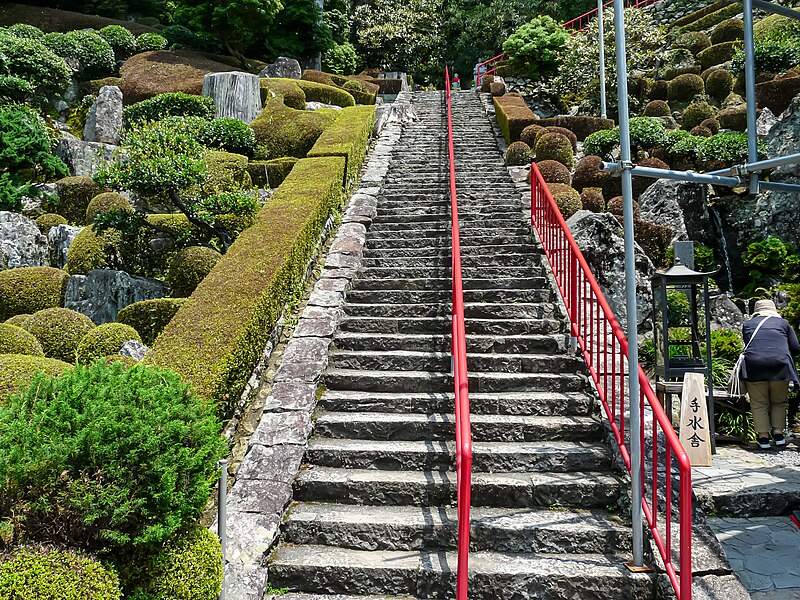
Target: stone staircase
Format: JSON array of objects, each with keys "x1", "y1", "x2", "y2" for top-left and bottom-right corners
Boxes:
[{"x1": 268, "y1": 91, "x2": 654, "y2": 599}]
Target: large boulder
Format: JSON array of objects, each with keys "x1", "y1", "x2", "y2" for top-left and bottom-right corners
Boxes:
[
  {"x1": 48, "y1": 224, "x2": 83, "y2": 269},
  {"x1": 566, "y1": 210, "x2": 655, "y2": 330},
  {"x1": 65, "y1": 269, "x2": 170, "y2": 324},
  {"x1": 710, "y1": 294, "x2": 745, "y2": 332},
  {"x1": 202, "y1": 71, "x2": 262, "y2": 123},
  {"x1": 83, "y1": 85, "x2": 123, "y2": 145},
  {"x1": 56, "y1": 138, "x2": 119, "y2": 177},
  {"x1": 638, "y1": 180, "x2": 710, "y2": 244},
  {"x1": 0, "y1": 212, "x2": 48, "y2": 269},
  {"x1": 259, "y1": 56, "x2": 302, "y2": 80}
]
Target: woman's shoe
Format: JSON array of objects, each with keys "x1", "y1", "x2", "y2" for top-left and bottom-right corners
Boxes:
[
  {"x1": 757, "y1": 437, "x2": 772, "y2": 449},
  {"x1": 773, "y1": 432, "x2": 786, "y2": 446}
]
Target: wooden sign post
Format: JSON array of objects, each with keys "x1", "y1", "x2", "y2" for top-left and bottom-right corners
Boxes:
[{"x1": 678, "y1": 372, "x2": 712, "y2": 467}]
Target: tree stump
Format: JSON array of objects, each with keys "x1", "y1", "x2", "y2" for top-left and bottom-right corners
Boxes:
[{"x1": 202, "y1": 71, "x2": 262, "y2": 124}]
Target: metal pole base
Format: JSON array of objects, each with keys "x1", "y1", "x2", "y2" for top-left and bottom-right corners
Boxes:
[{"x1": 625, "y1": 561, "x2": 654, "y2": 573}]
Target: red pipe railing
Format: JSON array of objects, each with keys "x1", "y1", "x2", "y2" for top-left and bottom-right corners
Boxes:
[
  {"x1": 530, "y1": 163, "x2": 693, "y2": 599},
  {"x1": 562, "y1": 0, "x2": 662, "y2": 32},
  {"x1": 475, "y1": 53, "x2": 506, "y2": 87},
  {"x1": 445, "y1": 66, "x2": 473, "y2": 600}
]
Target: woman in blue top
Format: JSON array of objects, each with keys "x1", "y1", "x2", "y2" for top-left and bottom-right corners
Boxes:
[{"x1": 742, "y1": 299, "x2": 800, "y2": 448}]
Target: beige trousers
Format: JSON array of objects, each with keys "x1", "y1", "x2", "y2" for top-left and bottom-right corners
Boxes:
[{"x1": 746, "y1": 380, "x2": 789, "y2": 434}]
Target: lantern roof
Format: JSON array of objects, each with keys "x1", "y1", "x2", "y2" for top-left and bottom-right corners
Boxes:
[{"x1": 651, "y1": 257, "x2": 718, "y2": 285}]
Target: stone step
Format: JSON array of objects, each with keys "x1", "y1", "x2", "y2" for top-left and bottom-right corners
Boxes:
[
  {"x1": 312, "y1": 412, "x2": 603, "y2": 443},
  {"x1": 342, "y1": 302, "x2": 555, "y2": 320},
  {"x1": 267, "y1": 595, "x2": 412, "y2": 600},
  {"x1": 362, "y1": 245, "x2": 538, "y2": 259},
  {"x1": 337, "y1": 317, "x2": 563, "y2": 336},
  {"x1": 361, "y1": 253, "x2": 537, "y2": 268},
  {"x1": 324, "y1": 369, "x2": 586, "y2": 394},
  {"x1": 305, "y1": 438, "x2": 611, "y2": 471},
  {"x1": 332, "y1": 332, "x2": 565, "y2": 354},
  {"x1": 365, "y1": 233, "x2": 530, "y2": 246},
  {"x1": 283, "y1": 503, "x2": 631, "y2": 554},
  {"x1": 358, "y1": 266, "x2": 537, "y2": 281},
  {"x1": 293, "y1": 466, "x2": 623, "y2": 508},
  {"x1": 352, "y1": 277, "x2": 548, "y2": 292},
  {"x1": 345, "y1": 289, "x2": 552, "y2": 304},
  {"x1": 368, "y1": 220, "x2": 522, "y2": 232},
  {"x1": 317, "y1": 390, "x2": 593, "y2": 416}
]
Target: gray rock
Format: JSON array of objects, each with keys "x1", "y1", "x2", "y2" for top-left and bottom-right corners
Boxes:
[
  {"x1": 0, "y1": 211, "x2": 48, "y2": 268},
  {"x1": 202, "y1": 71, "x2": 262, "y2": 123},
  {"x1": 48, "y1": 224, "x2": 82, "y2": 268},
  {"x1": 0, "y1": 246, "x2": 9, "y2": 271},
  {"x1": 765, "y1": 95, "x2": 800, "y2": 181},
  {"x1": 64, "y1": 269, "x2": 170, "y2": 324},
  {"x1": 259, "y1": 56, "x2": 302, "y2": 80},
  {"x1": 710, "y1": 294, "x2": 744, "y2": 332},
  {"x1": 56, "y1": 138, "x2": 120, "y2": 177},
  {"x1": 756, "y1": 106, "x2": 777, "y2": 137},
  {"x1": 306, "y1": 101, "x2": 343, "y2": 111},
  {"x1": 662, "y1": 48, "x2": 701, "y2": 80},
  {"x1": 83, "y1": 85, "x2": 123, "y2": 145},
  {"x1": 120, "y1": 339, "x2": 149, "y2": 360},
  {"x1": 223, "y1": 563, "x2": 268, "y2": 600},
  {"x1": 566, "y1": 210, "x2": 654, "y2": 329}
]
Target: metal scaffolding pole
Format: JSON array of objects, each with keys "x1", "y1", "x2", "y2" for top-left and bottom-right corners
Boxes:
[
  {"x1": 707, "y1": 152, "x2": 800, "y2": 176},
  {"x1": 602, "y1": 162, "x2": 742, "y2": 186},
  {"x1": 743, "y1": 0, "x2": 759, "y2": 194},
  {"x1": 753, "y1": 0, "x2": 800, "y2": 19},
  {"x1": 598, "y1": 0, "x2": 607, "y2": 119},
  {"x1": 612, "y1": 0, "x2": 644, "y2": 568}
]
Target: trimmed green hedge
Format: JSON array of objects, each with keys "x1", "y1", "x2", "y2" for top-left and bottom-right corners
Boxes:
[
  {"x1": 676, "y1": 3, "x2": 742, "y2": 33},
  {"x1": 493, "y1": 95, "x2": 539, "y2": 143},
  {"x1": 251, "y1": 98, "x2": 339, "y2": 160},
  {"x1": 145, "y1": 156, "x2": 345, "y2": 410},
  {"x1": 0, "y1": 353, "x2": 72, "y2": 398},
  {"x1": 296, "y1": 78, "x2": 355, "y2": 108},
  {"x1": 0, "y1": 266, "x2": 69, "y2": 321},
  {"x1": 246, "y1": 157, "x2": 298, "y2": 188},
  {"x1": 118, "y1": 298, "x2": 191, "y2": 346},
  {"x1": 308, "y1": 105, "x2": 375, "y2": 185},
  {"x1": 259, "y1": 78, "x2": 306, "y2": 110}
]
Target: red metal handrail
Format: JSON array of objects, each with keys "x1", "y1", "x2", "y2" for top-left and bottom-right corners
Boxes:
[
  {"x1": 476, "y1": 53, "x2": 506, "y2": 87},
  {"x1": 445, "y1": 66, "x2": 473, "y2": 600},
  {"x1": 562, "y1": 0, "x2": 662, "y2": 32},
  {"x1": 530, "y1": 163, "x2": 693, "y2": 599}
]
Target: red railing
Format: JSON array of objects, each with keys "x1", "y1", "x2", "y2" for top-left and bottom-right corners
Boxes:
[
  {"x1": 445, "y1": 67, "x2": 473, "y2": 600},
  {"x1": 475, "y1": 53, "x2": 506, "y2": 87},
  {"x1": 530, "y1": 163, "x2": 693, "y2": 599},
  {"x1": 562, "y1": 0, "x2": 662, "y2": 32}
]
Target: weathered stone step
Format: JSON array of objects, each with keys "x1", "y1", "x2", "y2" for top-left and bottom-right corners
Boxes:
[
  {"x1": 365, "y1": 232, "x2": 530, "y2": 245},
  {"x1": 293, "y1": 466, "x2": 623, "y2": 508},
  {"x1": 343, "y1": 302, "x2": 554, "y2": 319},
  {"x1": 313, "y1": 412, "x2": 603, "y2": 443},
  {"x1": 372, "y1": 211, "x2": 519, "y2": 224},
  {"x1": 352, "y1": 277, "x2": 548, "y2": 292},
  {"x1": 324, "y1": 369, "x2": 585, "y2": 393},
  {"x1": 317, "y1": 390, "x2": 592, "y2": 416},
  {"x1": 338, "y1": 317, "x2": 562, "y2": 336},
  {"x1": 267, "y1": 595, "x2": 412, "y2": 600},
  {"x1": 305, "y1": 438, "x2": 611, "y2": 471},
  {"x1": 368, "y1": 219, "x2": 522, "y2": 232},
  {"x1": 361, "y1": 253, "x2": 536, "y2": 268},
  {"x1": 359, "y1": 266, "x2": 537, "y2": 280},
  {"x1": 333, "y1": 332, "x2": 565, "y2": 354},
  {"x1": 376, "y1": 203, "x2": 519, "y2": 214},
  {"x1": 362, "y1": 245, "x2": 538, "y2": 259},
  {"x1": 283, "y1": 503, "x2": 631, "y2": 554}
]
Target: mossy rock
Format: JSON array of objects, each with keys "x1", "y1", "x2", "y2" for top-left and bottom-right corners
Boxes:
[
  {"x1": 649, "y1": 80, "x2": 668, "y2": 101},
  {"x1": 676, "y1": 3, "x2": 743, "y2": 33},
  {"x1": 251, "y1": 98, "x2": 338, "y2": 161},
  {"x1": 66, "y1": 227, "x2": 122, "y2": 275},
  {"x1": 0, "y1": 354, "x2": 72, "y2": 397},
  {"x1": 700, "y1": 118, "x2": 720, "y2": 134},
  {"x1": 682, "y1": 102, "x2": 717, "y2": 130},
  {"x1": 757, "y1": 76, "x2": 800, "y2": 117},
  {"x1": 35, "y1": 213, "x2": 68, "y2": 235},
  {"x1": 667, "y1": 74, "x2": 705, "y2": 102},
  {"x1": 246, "y1": 157, "x2": 298, "y2": 188},
  {"x1": 259, "y1": 78, "x2": 306, "y2": 110},
  {"x1": 710, "y1": 18, "x2": 744, "y2": 44},
  {"x1": 505, "y1": 141, "x2": 532, "y2": 166},
  {"x1": 572, "y1": 155, "x2": 608, "y2": 193},
  {"x1": 662, "y1": 48, "x2": 701, "y2": 80},
  {"x1": 705, "y1": 69, "x2": 734, "y2": 101},
  {"x1": 117, "y1": 297, "x2": 191, "y2": 346},
  {"x1": 548, "y1": 184, "x2": 582, "y2": 220},
  {"x1": 697, "y1": 42, "x2": 738, "y2": 71},
  {"x1": 215, "y1": 212, "x2": 256, "y2": 240},
  {"x1": 580, "y1": 187, "x2": 605, "y2": 212},
  {"x1": 25, "y1": 307, "x2": 96, "y2": 363},
  {"x1": 167, "y1": 246, "x2": 222, "y2": 297},
  {"x1": 0, "y1": 323, "x2": 44, "y2": 356},
  {"x1": 690, "y1": 125, "x2": 713, "y2": 137},
  {"x1": 0, "y1": 545, "x2": 121, "y2": 600},
  {"x1": 85, "y1": 192, "x2": 133, "y2": 225},
  {"x1": 717, "y1": 105, "x2": 747, "y2": 131},
  {"x1": 643, "y1": 100, "x2": 671, "y2": 117},
  {"x1": 537, "y1": 160, "x2": 571, "y2": 185},
  {"x1": 673, "y1": 31, "x2": 712, "y2": 56},
  {"x1": 754, "y1": 14, "x2": 797, "y2": 41},
  {"x1": 5, "y1": 314, "x2": 31, "y2": 327},
  {"x1": 534, "y1": 132, "x2": 574, "y2": 168},
  {"x1": 53, "y1": 176, "x2": 99, "y2": 224},
  {"x1": 75, "y1": 322, "x2": 142, "y2": 364},
  {"x1": 202, "y1": 151, "x2": 252, "y2": 194},
  {"x1": 0, "y1": 266, "x2": 69, "y2": 321}
]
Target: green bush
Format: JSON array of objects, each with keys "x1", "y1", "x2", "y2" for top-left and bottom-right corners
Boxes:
[
  {"x1": 548, "y1": 184, "x2": 582, "y2": 220},
  {"x1": 161, "y1": 24, "x2": 204, "y2": 50},
  {"x1": 307, "y1": 105, "x2": 376, "y2": 184},
  {"x1": 0, "y1": 546, "x2": 122, "y2": 600},
  {"x1": 583, "y1": 129, "x2": 619, "y2": 159},
  {"x1": 636, "y1": 220, "x2": 673, "y2": 267},
  {"x1": 246, "y1": 157, "x2": 299, "y2": 188},
  {"x1": 297, "y1": 77, "x2": 356, "y2": 107},
  {"x1": 323, "y1": 42, "x2": 360, "y2": 76},
  {"x1": 691, "y1": 125, "x2": 713, "y2": 137},
  {"x1": 75, "y1": 323, "x2": 142, "y2": 364},
  {"x1": 534, "y1": 132, "x2": 574, "y2": 168},
  {"x1": 4, "y1": 24, "x2": 45, "y2": 40},
  {"x1": 667, "y1": 73, "x2": 705, "y2": 101},
  {"x1": 0, "y1": 266, "x2": 69, "y2": 322},
  {"x1": 534, "y1": 116, "x2": 615, "y2": 141},
  {"x1": 667, "y1": 290, "x2": 691, "y2": 326},
  {"x1": 0, "y1": 75, "x2": 33, "y2": 102},
  {"x1": 251, "y1": 98, "x2": 339, "y2": 161},
  {"x1": 117, "y1": 298, "x2": 191, "y2": 346},
  {"x1": 54, "y1": 176, "x2": 99, "y2": 225},
  {"x1": 66, "y1": 227, "x2": 122, "y2": 275},
  {"x1": 705, "y1": 69, "x2": 734, "y2": 100},
  {"x1": 710, "y1": 329, "x2": 743, "y2": 362},
  {"x1": 35, "y1": 213, "x2": 68, "y2": 235},
  {"x1": 697, "y1": 42, "x2": 739, "y2": 71},
  {"x1": 743, "y1": 236, "x2": 791, "y2": 287},
  {"x1": 86, "y1": 192, "x2": 133, "y2": 225},
  {"x1": 136, "y1": 32, "x2": 168, "y2": 52},
  {"x1": 667, "y1": 242, "x2": 717, "y2": 272},
  {"x1": 167, "y1": 247, "x2": 222, "y2": 297},
  {"x1": 505, "y1": 141, "x2": 532, "y2": 166},
  {"x1": 710, "y1": 18, "x2": 744, "y2": 44},
  {"x1": 0, "y1": 323, "x2": 44, "y2": 357},
  {"x1": 0, "y1": 34, "x2": 71, "y2": 97},
  {"x1": 519, "y1": 124, "x2": 544, "y2": 147},
  {"x1": 201, "y1": 151, "x2": 252, "y2": 194},
  {"x1": 493, "y1": 95, "x2": 538, "y2": 143},
  {"x1": 259, "y1": 78, "x2": 307, "y2": 110},
  {"x1": 99, "y1": 25, "x2": 138, "y2": 60},
  {"x1": 123, "y1": 92, "x2": 216, "y2": 126},
  {"x1": 643, "y1": 100, "x2": 671, "y2": 117},
  {"x1": 24, "y1": 307, "x2": 95, "y2": 363},
  {"x1": 5, "y1": 314, "x2": 31, "y2": 327},
  {"x1": 731, "y1": 40, "x2": 800, "y2": 77},
  {"x1": 0, "y1": 361, "x2": 225, "y2": 549},
  {"x1": 665, "y1": 129, "x2": 703, "y2": 163},
  {"x1": 146, "y1": 156, "x2": 345, "y2": 409},
  {"x1": 44, "y1": 30, "x2": 116, "y2": 78},
  {"x1": 682, "y1": 102, "x2": 717, "y2": 130},
  {"x1": 699, "y1": 131, "x2": 761, "y2": 165},
  {"x1": 580, "y1": 187, "x2": 604, "y2": 212},
  {"x1": 629, "y1": 116, "x2": 668, "y2": 152},
  {"x1": 198, "y1": 118, "x2": 257, "y2": 157},
  {"x1": 0, "y1": 354, "x2": 71, "y2": 398},
  {"x1": 503, "y1": 15, "x2": 569, "y2": 79}
]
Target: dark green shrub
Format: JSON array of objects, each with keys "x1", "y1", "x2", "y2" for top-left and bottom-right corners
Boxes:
[
  {"x1": 24, "y1": 307, "x2": 95, "y2": 363},
  {"x1": 643, "y1": 100, "x2": 671, "y2": 117},
  {"x1": 161, "y1": 25, "x2": 204, "y2": 50},
  {"x1": 636, "y1": 219, "x2": 673, "y2": 267},
  {"x1": 198, "y1": 118, "x2": 257, "y2": 157},
  {"x1": 650, "y1": 79, "x2": 668, "y2": 100},
  {"x1": 537, "y1": 160, "x2": 571, "y2": 185},
  {"x1": 4, "y1": 314, "x2": 31, "y2": 328},
  {"x1": 66, "y1": 227, "x2": 122, "y2": 275},
  {"x1": 535, "y1": 132, "x2": 574, "y2": 167},
  {"x1": 136, "y1": 33, "x2": 168, "y2": 52},
  {"x1": 44, "y1": 30, "x2": 116, "y2": 78},
  {"x1": 0, "y1": 546, "x2": 122, "y2": 600},
  {"x1": 665, "y1": 129, "x2": 703, "y2": 164},
  {"x1": 732, "y1": 40, "x2": 800, "y2": 77},
  {"x1": 629, "y1": 117, "x2": 668, "y2": 152},
  {"x1": 323, "y1": 42, "x2": 359, "y2": 76},
  {"x1": 503, "y1": 15, "x2": 569, "y2": 78},
  {"x1": 667, "y1": 73, "x2": 705, "y2": 101},
  {"x1": 35, "y1": 213, "x2": 68, "y2": 235},
  {"x1": 260, "y1": 78, "x2": 307, "y2": 110},
  {"x1": 583, "y1": 130, "x2": 619, "y2": 160},
  {"x1": 698, "y1": 42, "x2": 739, "y2": 71},
  {"x1": 710, "y1": 18, "x2": 744, "y2": 44},
  {"x1": 251, "y1": 99, "x2": 338, "y2": 161},
  {"x1": 699, "y1": 131, "x2": 761, "y2": 166},
  {"x1": 117, "y1": 298, "x2": 191, "y2": 346},
  {"x1": 540, "y1": 126, "x2": 577, "y2": 152},
  {"x1": 673, "y1": 31, "x2": 712, "y2": 55},
  {"x1": 167, "y1": 247, "x2": 222, "y2": 297},
  {"x1": 505, "y1": 141, "x2": 532, "y2": 166},
  {"x1": 54, "y1": 176, "x2": 99, "y2": 225},
  {"x1": 99, "y1": 25, "x2": 138, "y2": 60},
  {"x1": 548, "y1": 183, "x2": 581, "y2": 219},
  {"x1": 0, "y1": 361, "x2": 225, "y2": 549},
  {"x1": 519, "y1": 124, "x2": 544, "y2": 148},
  {"x1": 0, "y1": 354, "x2": 71, "y2": 398},
  {"x1": 580, "y1": 187, "x2": 604, "y2": 212},
  {"x1": 710, "y1": 329, "x2": 743, "y2": 362},
  {"x1": 662, "y1": 48, "x2": 701, "y2": 80},
  {"x1": 0, "y1": 75, "x2": 33, "y2": 102},
  {"x1": 75, "y1": 323, "x2": 142, "y2": 364},
  {"x1": 0, "y1": 266, "x2": 69, "y2": 322},
  {"x1": 4, "y1": 24, "x2": 45, "y2": 40},
  {"x1": 535, "y1": 116, "x2": 615, "y2": 141},
  {"x1": 682, "y1": 102, "x2": 717, "y2": 130},
  {"x1": 123, "y1": 92, "x2": 216, "y2": 126},
  {"x1": 86, "y1": 192, "x2": 133, "y2": 225},
  {"x1": 0, "y1": 34, "x2": 71, "y2": 97},
  {"x1": 743, "y1": 236, "x2": 791, "y2": 287},
  {"x1": 705, "y1": 69, "x2": 734, "y2": 100},
  {"x1": 572, "y1": 155, "x2": 608, "y2": 192},
  {"x1": 246, "y1": 157, "x2": 299, "y2": 188},
  {"x1": 0, "y1": 323, "x2": 44, "y2": 357}
]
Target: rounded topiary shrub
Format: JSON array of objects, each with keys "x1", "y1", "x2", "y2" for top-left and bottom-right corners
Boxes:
[
  {"x1": 649, "y1": 80, "x2": 668, "y2": 101},
  {"x1": 519, "y1": 124, "x2": 544, "y2": 148},
  {"x1": 705, "y1": 69, "x2": 734, "y2": 101},
  {"x1": 198, "y1": 118, "x2": 257, "y2": 157},
  {"x1": 580, "y1": 187, "x2": 604, "y2": 212},
  {"x1": 0, "y1": 546, "x2": 122, "y2": 600},
  {"x1": 98, "y1": 25, "x2": 138, "y2": 60},
  {"x1": 710, "y1": 18, "x2": 744, "y2": 44},
  {"x1": 505, "y1": 141, "x2": 532, "y2": 166},
  {"x1": 123, "y1": 92, "x2": 215, "y2": 126},
  {"x1": 53, "y1": 176, "x2": 98, "y2": 224},
  {"x1": 541, "y1": 126, "x2": 577, "y2": 152},
  {"x1": 548, "y1": 184, "x2": 582, "y2": 220},
  {"x1": 717, "y1": 106, "x2": 747, "y2": 131},
  {"x1": 697, "y1": 42, "x2": 738, "y2": 71},
  {"x1": 0, "y1": 323, "x2": 44, "y2": 357},
  {"x1": 132, "y1": 525, "x2": 223, "y2": 600},
  {"x1": 690, "y1": 125, "x2": 713, "y2": 137},
  {"x1": 24, "y1": 307, "x2": 95, "y2": 363},
  {"x1": 66, "y1": 227, "x2": 122, "y2": 275},
  {"x1": 572, "y1": 155, "x2": 608, "y2": 192},
  {"x1": 75, "y1": 323, "x2": 142, "y2": 364},
  {"x1": 607, "y1": 196, "x2": 641, "y2": 220},
  {"x1": 633, "y1": 157, "x2": 669, "y2": 198},
  {"x1": 682, "y1": 102, "x2": 717, "y2": 130},
  {"x1": 0, "y1": 361, "x2": 226, "y2": 550},
  {"x1": 535, "y1": 132, "x2": 574, "y2": 168},
  {"x1": 136, "y1": 32, "x2": 168, "y2": 52},
  {"x1": 0, "y1": 266, "x2": 68, "y2": 321},
  {"x1": 700, "y1": 118, "x2": 720, "y2": 134},
  {"x1": 117, "y1": 298, "x2": 191, "y2": 346},
  {"x1": 537, "y1": 160, "x2": 571, "y2": 185},
  {"x1": 667, "y1": 74, "x2": 705, "y2": 102},
  {"x1": 673, "y1": 31, "x2": 712, "y2": 56},
  {"x1": 0, "y1": 353, "x2": 71, "y2": 397},
  {"x1": 5, "y1": 314, "x2": 31, "y2": 327},
  {"x1": 643, "y1": 100, "x2": 671, "y2": 117},
  {"x1": 166, "y1": 247, "x2": 222, "y2": 298},
  {"x1": 490, "y1": 81, "x2": 506, "y2": 96},
  {"x1": 35, "y1": 213, "x2": 68, "y2": 235},
  {"x1": 85, "y1": 192, "x2": 133, "y2": 225}
]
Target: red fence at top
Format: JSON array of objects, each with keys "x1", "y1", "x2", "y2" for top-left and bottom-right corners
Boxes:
[
  {"x1": 445, "y1": 67, "x2": 473, "y2": 600},
  {"x1": 530, "y1": 163, "x2": 693, "y2": 600},
  {"x1": 562, "y1": 0, "x2": 662, "y2": 32},
  {"x1": 475, "y1": 53, "x2": 506, "y2": 87}
]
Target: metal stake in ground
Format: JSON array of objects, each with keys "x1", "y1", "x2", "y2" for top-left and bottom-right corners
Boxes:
[
  {"x1": 597, "y1": 0, "x2": 607, "y2": 120},
  {"x1": 612, "y1": 0, "x2": 644, "y2": 568}
]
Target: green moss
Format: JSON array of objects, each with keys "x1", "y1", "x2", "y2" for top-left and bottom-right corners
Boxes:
[
  {"x1": 307, "y1": 105, "x2": 376, "y2": 184},
  {"x1": 117, "y1": 298, "x2": 191, "y2": 346},
  {"x1": 0, "y1": 266, "x2": 68, "y2": 321},
  {"x1": 493, "y1": 95, "x2": 538, "y2": 143},
  {"x1": 673, "y1": 31, "x2": 712, "y2": 56},
  {"x1": 705, "y1": 69, "x2": 734, "y2": 100},
  {"x1": 167, "y1": 246, "x2": 222, "y2": 297},
  {"x1": 66, "y1": 227, "x2": 122, "y2": 275},
  {"x1": 35, "y1": 213, "x2": 68, "y2": 235},
  {"x1": 4, "y1": 314, "x2": 31, "y2": 327},
  {"x1": 697, "y1": 42, "x2": 739, "y2": 71},
  {"x1": 251, "y1": 98, "x2": 339, "y2": 161},
  {"x1": 146, "y1": 213, "x2": 198, "y2": 240},
  {"x1": 145, "y1": 156, "x2": 345, "y2": 411},
  {"x1": 677, "y1": 3, "x2": 743, "y2": 33},
  {"x1": 297, "y1": 79, "x2": 355, "y2": 108},
  {"x1": 246, "y1": 157, "x2": 299, "y2": 188},
  {"x1": 342, "y1": 78, "x2": 377, "y2": 105},
  {"x1": 53, "y1": 176, "x2": 99, "y2": 224},
  {"x1": 682, "y1": 102, "x2": 717, "y2": 130},
  {"x1": 259, "y1": 78, "x2": 306, "y2": 110},
  {"x1": 710, "y1": 18, "x2": 744, "y2": 44},
  {"x1": 0, "y1": 353, "x2": 72, "y2": 397},
  {"x1": 667, "y1": 73, "x2": 705, "y2": 102},
  {"x1": 85, "y1": 192, "x2": 132, "y2": 225},
  {"x1": 75, "y1": 323, "x2": 141, "y2": 364},
  {"x1": 0, "y1": 323, "x2": 44, "y2": 356},
  {"x1": 535, "y1": 132, "x2": 574, "y2": 168},
  {"x1": 25, "y1": 307, "x2": 95, "y2": 363},
  {"x1": 0, "y1": 546, "x2": 121, "y2": 600},
  {"x1": 201, "y1": 151, "x2": 252, "y2": 194},
  {"x1": 505, "y1": 141, "x2": 532, "y2": 166}
]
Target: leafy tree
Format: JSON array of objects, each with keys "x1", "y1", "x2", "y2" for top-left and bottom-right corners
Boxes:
[
  {"x1": 261, "y1": 0, "x2": 333, "y2": 64},
  {"x1": 503, "y1": 15, "x2": 569, "y2": 78}
]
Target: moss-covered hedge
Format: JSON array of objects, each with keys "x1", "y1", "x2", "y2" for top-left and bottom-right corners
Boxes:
[
  {"x1": 75, "y1": 322, "x2": 141, "y2": 364},
  {"x1": 66, "y1": 227, "x2": 122, "y2": 275},
  {"x1": 251, "y1": 98, "x2": 339, "y2": 160},
  {"x1": 0, "y1": 354, "x2": 72, "y2": 397},
  {"x1": 297, "y1": 78, "x2": 356, "y2": 108},
  {"x1": 0, "y1": 266, "x2": 69, "y2": 321},
  {"x1": 0, "y1": 323, "x2": 44, "y2": 356},
  {"x1": 53, "y1": 176, "x2": 99, "y2": 224},
  {"x1": 494, "y1": 95, "x2": 538, "y2": 143},
  {"x1": 307, "y1": 105, "x2": 376, "y2": 184},
  {"x1": 86, "y1": 192, "x2": 132, "y2": 224},
  {"x1": 25, "y1": 307, "x2": 96, "y2": 363},
  {"x1": 535, "y1": 116, "x2": 614, "y2": 141},
  {"x1": 697, "y1": 42, "x2": 738, "y2": 71},
  {"x1": 167, "y1": 246, "x2": 222, "y2": 297},
  {"x1": 246, "y1": 157, "x2": 298, "y2": 188},
  {"x1": 259, "y1": 78, "x2": 306, "y2": 109},
  {"x1": 676, "y1": 2, "x2": 742, "y2": 33},
  {"x1": 671, "y1": 0, "x2": 734, "y2": 29},
  {"x1": 145, "y1": 156, "x2": 345, "y2": 410},
  {"x1": 301, "y1": 70, "x2": 378, "y2": 105},
  {"x1": 757, "y1": 75, "x2": 800, "y2": 116},
  {"x1": 35, "y1": 213, "x2": 68, "y2": 235},
  {"x1": 117, "y1": 297, "x2": 191, "y2": 346}
]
